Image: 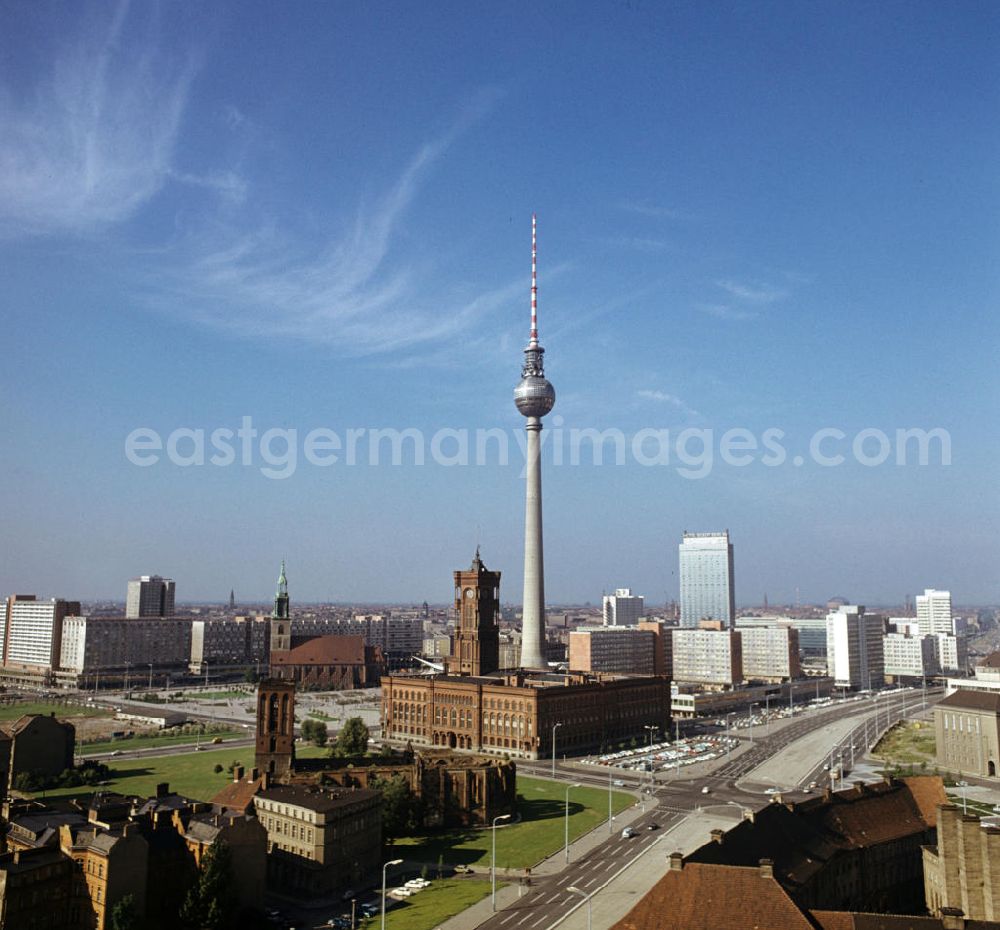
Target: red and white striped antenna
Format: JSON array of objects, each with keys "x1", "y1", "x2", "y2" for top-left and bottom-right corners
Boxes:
[{"x1": 530, "y1": 213, "x2": 539, "y2": 346}]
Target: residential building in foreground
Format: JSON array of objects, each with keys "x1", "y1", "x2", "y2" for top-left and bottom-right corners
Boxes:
[{"x1": 253, "y1": 784, "x2": 381, "y2": 897}]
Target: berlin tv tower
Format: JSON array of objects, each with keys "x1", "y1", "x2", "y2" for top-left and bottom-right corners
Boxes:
[{"x1": 514, "y1": 215, "x2": 556, "y2": 669}]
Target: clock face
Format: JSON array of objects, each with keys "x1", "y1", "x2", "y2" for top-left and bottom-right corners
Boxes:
[{"x1": 465, "y1": 588, "x2": 474, "y2": 599}]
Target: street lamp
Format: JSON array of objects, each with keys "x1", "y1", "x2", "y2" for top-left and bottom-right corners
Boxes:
[
  {"x1": 957, "y1": 780, "x2": 969, "y2": 816},
  {"x1": 491, "y1": 814, "x2": 512, "y2": 910},
  {"x1": 607, "y1": 766, "x2": 614, "y2": 834},
  {"x1": 148, "y1": 663, "x2": 153, "y2": 690},
  {"x1": 381, "y1": 858, "x2": 403, "y2": 930},
  {"x1": 765, "y1": 694, "x2": 772, "y2": 737},
  {"x1": 643, "y1": 725, "x2": 657, "y2": 793},
  {"x1": 564, "y1": 782, "x2": 581, "y2": 862},
  {"x1": 567, "y1": 886, "x2": 592, "y2": 930},
  {"x1": 552, "y1": 722, "x2": 563, "y2": 778}
]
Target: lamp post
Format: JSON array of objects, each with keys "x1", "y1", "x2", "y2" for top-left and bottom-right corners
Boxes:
[
  {"x1": 564, "y1": 782, "x2": 581, "y2": 862},
  {"x1": 552, "y1": 722, "x2": 563, "y2": 778},
  {"x1": 608, "y1": 766, "x2": 614, "y2": 834},
  {"x1": 381, "y1": 858, "x2": 403, "y2": 930},
  {"x1": 749, "y1": 705, "x2": 758, "y2": 745},
  {"x1": 148, "y1": 663, "x2": 153, "y2": 690},
  {"x1": 765, "y1": 694, "x2": 772, "y2": 737},
  {"x1": 567, "y1": 886, "x2": 592, "y2": 930},
  {"x1": 643, "y1": 725, "x2": 657, "y2": 794},
  {"x1": 957, "y1": 781, "x2": 968, "y2": 816},
  {"x1": 492, "y1": 814, "x2": 512, "y2": 910}
]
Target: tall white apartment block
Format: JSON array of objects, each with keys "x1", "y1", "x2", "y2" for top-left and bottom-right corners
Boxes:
[
  {"x1": 670, "y1": 625, "x2": 743, "y2": 686},
  {"x1": 1, "y1": 595, "x2": 80, "y2": 669},
  {"x1": 679, "y1": 531, "x2": 735, "y2": 629},
  {"x1": 602, "y1": 588, "x2": 644, "y2": 627},
  {"x1": 126, "y1": 575, "x2": 176, "y2": 618},
  {"x1": 826, "y1": 605, "x2": 885, "y2": 690},
  {"x1": 916, "y1": 589, "x2": 953, "y2": 637}
]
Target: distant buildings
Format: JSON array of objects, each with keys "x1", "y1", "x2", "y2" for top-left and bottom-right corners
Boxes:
[
  {"x1": 679, "y1": 531, "x2": 735, "y2": 629},
  {"x1": 883, "y1": 631, "x2": 938, "y2": 680},
  {"x1": 602, "y1": 588, "x2": 644, "y2": 627},
  {"x1": 125, "y1": 575, "x2": 175, "y2": 619},
  {"x1": 739, "y1": 626, "x2": 802, "y2": 682},
  {"x1": 671, "y1": 623, "x2": 743, "y2": 687},
  {"x1": 825, "y1": 605, "x2": 885, "y2": 691},
  {"x1": 569, "y1": 626, "x2": 660, "y2": 676},
  {"x1": 916, "y1": 589, "x2": 953, "y2": 637}
]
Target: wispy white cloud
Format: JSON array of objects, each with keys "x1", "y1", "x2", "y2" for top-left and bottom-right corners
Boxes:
[
  {"x1": 0, "y1": 2, "x2": 205, "y2": 237},
  {"x1": 149, "y1": 93, "x2": 506, "y2": 356},
  {"x1": 636, "y1": 389, "x2": 700, "y2": 417},
  {"x1": 715, "y1": 279, "x2": 788, "y2": 304},
  {"x1": 696, "y1": 303, "x2": 759, "y2": 321}
]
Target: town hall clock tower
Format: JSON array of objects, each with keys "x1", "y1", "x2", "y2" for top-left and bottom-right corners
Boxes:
[{"x1": 447, "y1": 549, "x2": 500, "y2": 677}]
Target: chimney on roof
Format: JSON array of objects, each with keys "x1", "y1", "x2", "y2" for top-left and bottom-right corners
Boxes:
[
  {"x1": 233, "y1": 765, "x2": 244, "y2": 783},
  {"x1": 710, "y1": 828, "x2": 725, "y2": 844},
  {"x1": 250, "y1": 768, "x2": 259, "y2": 781},
  {"x1": 758, "y1": 858, "x2": 774, "y2": 879},
  {"x1": 156, "y1": 783, "x2": 169, "y2": 798},
  {"x1": 668, "y1": 852, "x2": 684, "y2": 871},
  {"x1": 940, "y1": 908, "x2": 966, "y2": 930}
]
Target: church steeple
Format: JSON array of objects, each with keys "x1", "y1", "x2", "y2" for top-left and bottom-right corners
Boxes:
[{"x1": 272, "y1": 560, "x2": 290, "y2": 620}]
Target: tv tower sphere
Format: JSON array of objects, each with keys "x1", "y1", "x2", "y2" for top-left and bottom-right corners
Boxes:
[{"x1": 514, "y1": 368, "x2": 556, "y2": 418}]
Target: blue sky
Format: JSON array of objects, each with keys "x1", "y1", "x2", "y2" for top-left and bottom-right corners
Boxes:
[{"x1": 2, "y1": 1, "x2": 998, "y2": 606}]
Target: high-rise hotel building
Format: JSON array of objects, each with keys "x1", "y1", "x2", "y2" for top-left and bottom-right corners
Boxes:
[
  {"x1": 125, "y1": 575, "x2": 175, "y2": 618},
  {"x1": 679, "y1": 531, "x2": 735, "y2": 628}
]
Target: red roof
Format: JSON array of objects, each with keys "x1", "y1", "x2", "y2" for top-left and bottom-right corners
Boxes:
[{"x1": 271, "y1": 634, "x2": 366, "y2": 666}]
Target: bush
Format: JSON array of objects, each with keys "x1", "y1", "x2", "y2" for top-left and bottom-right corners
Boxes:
[{"x1": 214, "y1": 764, "x2": 224, "y2": 774}]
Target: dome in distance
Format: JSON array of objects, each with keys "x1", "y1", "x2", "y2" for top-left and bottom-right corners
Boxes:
[{"x1": 514, "y1": 376, "x2": 556, "y2": 418}]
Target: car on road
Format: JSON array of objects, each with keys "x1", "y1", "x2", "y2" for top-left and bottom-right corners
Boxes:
[
  {"x1": 701, "y1": 786, "x2": 711, "y2": 794},
  {"x1": 621, "y1": 826, "x2": 635, "y2": 838},
  {"x1": 453, "y1": 864, "x2": 474, "y2": 874},
  {"x1": 612, "y1": 779, "x2": 625, "y2": 787},
  {"x1": 647, "y1": 823, "x2": 658, "y2": 831},
  {"x1": 764, "y1": 787, "x2": 780, "y2": 795}
]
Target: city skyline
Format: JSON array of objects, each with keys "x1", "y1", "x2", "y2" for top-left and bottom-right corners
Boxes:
[{"x1": 1, "y1": 3, "x2": 997, "y2": 604}]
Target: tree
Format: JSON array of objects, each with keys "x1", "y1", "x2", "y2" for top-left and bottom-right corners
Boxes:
[
  {"x1": 301, "y1": 719, "x2": 328, "y2": 747},
  {"x1": 180, "y1": 841, "x2": 234, "y2": 930},
  {"x1": 110, "y1": 894, "x2": 138, "y2": 930},
  {"x1": 372, "y1": 774, "x2": 422, "y2": 841},
  {"x1": 213, "y1": 764, "x2": 224, "y2": 774},
  {"x1": 333, "y1": 717, "x2": 370, "y2": 756}
]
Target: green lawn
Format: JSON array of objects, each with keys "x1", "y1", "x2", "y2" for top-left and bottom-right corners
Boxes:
[
  {"x1": 183, "y1": 690, "x2": 252, "y2": 701},
  {"x1": 381, "y1": 878, "x2": 497, "y2": 930},
  {"x1": 393, "y1": 776, "x2": 633, "y2": 870},
  {"x1": 33, "y1": 744, "x2": 328, "y2": 802},
  {"x1": 0, "y1": 701, "x2": 111, "y2": 721}
]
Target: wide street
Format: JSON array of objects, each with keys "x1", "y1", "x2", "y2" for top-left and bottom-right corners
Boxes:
[{"x1": 443, "y1": 687, "x2": 940, "y2": 930}]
